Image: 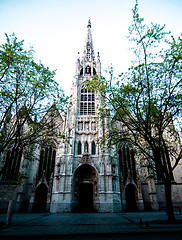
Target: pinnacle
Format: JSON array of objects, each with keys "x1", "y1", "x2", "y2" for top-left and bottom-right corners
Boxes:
[{"x1": 87, "y1": 19, "x2": 91, "y2": 28}]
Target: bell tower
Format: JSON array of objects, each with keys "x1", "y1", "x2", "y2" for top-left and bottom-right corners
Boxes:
[{"x1": 50, "y1": 20, "x2": 121, "y2": 213}]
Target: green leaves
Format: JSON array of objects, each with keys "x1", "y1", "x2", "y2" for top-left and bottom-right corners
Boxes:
[
  {"x1": 90, "y1": 2, "x2": 182, "y2": 181},
  {"x1": 0, "y1": 33, "x2": 68, "y2": 124},
  {"x1": 0, "y1": 33, "x2": 68, "y2": 153}
]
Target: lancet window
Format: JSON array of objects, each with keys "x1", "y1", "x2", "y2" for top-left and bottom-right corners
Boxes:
[
  {"x1": 91, "y1": 141, "x2": 96, "y2": 155},
  {"x1": 80, "y1": 86, "x2": 95, "y2": 115},
  {"x1": 1, "y1": 146, "x2": 22, "y2": 181},
  {"x1": 78, "y1": 141, "x2": 82, "y2": 155},
  {"x1": 37, "y1": 141, "x2": 56, "y2": 184},
  {"x1": 119, "y1": 145, "x2": 136, "y2": 185}
]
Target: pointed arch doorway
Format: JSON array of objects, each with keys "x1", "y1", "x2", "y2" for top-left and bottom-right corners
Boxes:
[
  {"x1": 79, "y1": 183, "x2": 93, "y2": 212},
  {"x1": 33, "y1": 183, "x2": 48, "y2": 212},
  {"x1": 125, "y1": 183, "x2": 138, "y2": 212},
  {"x1": 73, "y1": 164, "x2": 98, "y2": 212}
]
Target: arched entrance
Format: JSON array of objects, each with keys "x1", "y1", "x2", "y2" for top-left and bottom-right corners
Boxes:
[
  {"x1": 33, "y1": 183, "x2": 48, "y2": 212},
  {"x1": 79, "y1": 183, "x2": 93, "y2": 212},
  {"x1": 73, "y1": 164, "x2": 98, "y2": 212},
  {"x1": 125, "y1": 183, "x2": 138, "y2": 212}
]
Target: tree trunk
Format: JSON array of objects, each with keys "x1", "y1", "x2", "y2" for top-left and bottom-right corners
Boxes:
[{"x1": 164, "y1": 178, "x2": 175, "y2": 222}]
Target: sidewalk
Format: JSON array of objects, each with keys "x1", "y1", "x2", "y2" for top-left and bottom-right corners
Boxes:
[{"x1": 0, "y1": 211, "x2": 182, "y2": 239}]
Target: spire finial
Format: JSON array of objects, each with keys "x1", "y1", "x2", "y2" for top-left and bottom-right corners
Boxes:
[{"x1": 87, "y1": 19, "x2": 91, "y2": 28}]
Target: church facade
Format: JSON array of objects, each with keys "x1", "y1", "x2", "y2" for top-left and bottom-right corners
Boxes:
[
  {"x1": 0, "y1": 20, "x2": 182, "y2": 213},
  {"x1": 50, "y1": 19, "x2": 121, "y2": 213}
]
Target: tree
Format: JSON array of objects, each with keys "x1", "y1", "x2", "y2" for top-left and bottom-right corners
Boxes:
[
  {"x1": 89, "y1": 3, "x2": 182, "y2": 221},
  {"x1": 0, "y1": 33, "x2": 68, "y2": 177}
]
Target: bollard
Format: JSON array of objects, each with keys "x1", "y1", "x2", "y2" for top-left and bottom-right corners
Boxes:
[
  {"x1": 140, "y1": 218, "x2": 143, "y2": 224},
  {"x1": 6, "y1": 200, "x2": 14, "y2": 226}
]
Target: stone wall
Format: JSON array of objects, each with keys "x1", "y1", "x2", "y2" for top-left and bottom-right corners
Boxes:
[{"x1": 0, "y1": 184, "x2": 21, "y2": 212}]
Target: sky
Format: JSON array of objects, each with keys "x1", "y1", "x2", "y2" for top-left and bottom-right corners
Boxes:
[{"x1": 0, "y1": 0, "x2": 182, "y2": 95}]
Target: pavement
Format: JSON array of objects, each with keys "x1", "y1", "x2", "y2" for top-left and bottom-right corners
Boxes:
[{"x1": 0, "y1": 211, "x2": 182, "y2": 239}]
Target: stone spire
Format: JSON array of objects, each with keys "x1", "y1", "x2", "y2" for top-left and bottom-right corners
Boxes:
[
  {"x1": 83, "y1": 19, "x2": 95, "y2": 63},
  {"x1": 75, "y1": 19, "x2": 100, "y2": 79}
]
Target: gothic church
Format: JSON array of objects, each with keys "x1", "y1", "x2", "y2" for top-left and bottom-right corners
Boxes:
[{"x1": 0, "y1": 20, "x2": 182, "y2": 213}]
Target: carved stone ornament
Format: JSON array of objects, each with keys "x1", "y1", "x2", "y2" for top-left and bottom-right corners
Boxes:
[
  {"x1": 34, "y1": 171, "x2": 49, "y2": 190},
  {"x1": 55, "y1": 175, "x2": 60, "y2": 180},
  {"x1": 80, "y1": 154, "x2": 92, "y2": 163}
]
